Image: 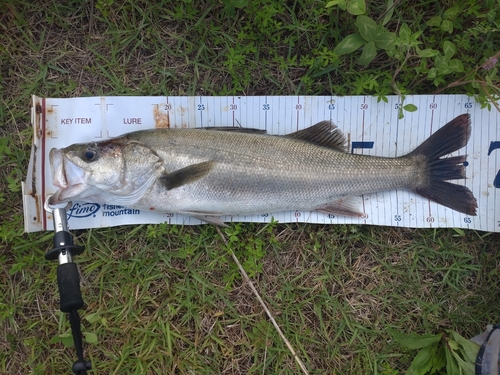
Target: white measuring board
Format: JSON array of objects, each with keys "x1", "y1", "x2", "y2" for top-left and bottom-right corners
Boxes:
[{"x1": 22, "y1": 95, "x2": 500, "y2": 232}]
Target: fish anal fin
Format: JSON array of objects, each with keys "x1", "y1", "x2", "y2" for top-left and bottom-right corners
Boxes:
[
  {"x1": 314, "y1": 197, "x2": 364, "y2": 217},
  {"x1": 160, "y1": 161, "x2": 214, "y2": 190},
  {"x1": 286, "y1": 121, "x2": 348, "y2": 152}
]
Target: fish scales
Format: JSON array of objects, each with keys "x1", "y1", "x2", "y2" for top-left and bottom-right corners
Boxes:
[{"x1": 130, "y1": 129, "x2": 417, "y2": 214}]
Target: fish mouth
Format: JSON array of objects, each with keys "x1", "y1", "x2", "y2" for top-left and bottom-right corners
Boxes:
[{"x1": 48, "y1": 148, "x2": 87, "y2": 205}]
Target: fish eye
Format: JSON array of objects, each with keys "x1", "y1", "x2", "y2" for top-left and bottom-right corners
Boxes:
[{"x1": 84, "y1": 149, "x2": 97, "y2": 161}]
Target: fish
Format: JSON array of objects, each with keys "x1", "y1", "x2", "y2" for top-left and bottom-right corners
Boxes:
[{"x1": 48, "y1": 114, "x2": 477, "y2": 224}]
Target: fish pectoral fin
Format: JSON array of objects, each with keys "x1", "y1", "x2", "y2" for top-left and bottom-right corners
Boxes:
[
  {"x1": 160, "y1": 161, "x2": 214, "y2": 190},
  {"x1": 286, "y1": 120, "x2": 348, "y2": 152},
  {"x1": 314, "y1": 197, "x2": 364, "y2": 217}
]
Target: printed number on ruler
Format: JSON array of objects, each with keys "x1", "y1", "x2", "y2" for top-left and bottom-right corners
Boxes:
[{"x1": 263, "y1": 104, "x2": 270, "y2": 110}]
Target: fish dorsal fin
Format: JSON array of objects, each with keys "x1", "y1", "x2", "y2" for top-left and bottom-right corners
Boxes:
[
  {"x1": 286, "y1": 121, "x2": 347, "y2": 152},
  {"x1": 160, "y1": 161, "x2": 214, "y2": 190}
]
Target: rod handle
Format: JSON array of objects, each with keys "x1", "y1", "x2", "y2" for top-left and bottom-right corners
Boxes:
[{"x1": 57, "y1": 263, "x2": 84, "y2": 312}]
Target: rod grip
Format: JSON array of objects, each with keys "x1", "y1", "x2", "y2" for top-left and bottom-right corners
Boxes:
[{"x1": 57, "y1": 263, "x2": 84, "y2": 312}]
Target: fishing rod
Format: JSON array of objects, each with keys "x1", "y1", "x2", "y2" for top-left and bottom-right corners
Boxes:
[{"x1": 44, "y1": 197, "x2": 92, "y2": 375}]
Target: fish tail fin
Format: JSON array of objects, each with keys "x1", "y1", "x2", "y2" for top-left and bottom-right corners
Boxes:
[{"x1": 406, "y1": 114, "x2": 477, "y2": 216}]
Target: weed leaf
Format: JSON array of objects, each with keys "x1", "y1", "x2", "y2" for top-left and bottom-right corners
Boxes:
[
  {"x1": 399, "y1": 23, "x2": 411, "y2": 40},
  {"x1": 346, "y1": 0, "x2": 366, "y2": 15},
  {"x1": 443, "y1": 330, "x2": 479, "y2": 375},
  {"x1": 84, "y1": 332, "x2": 99, "y2": 345},
  {"x1": 382, "y1": 0, "x2": 395, "y2": 25},
  {"x1": 374, "y1": 32, "x2": 396, "y2": 50},
  {"x1": 334, "y1": 33, "x2": 364, "y2": 55},
  {"x1": 437, "y1": 64, "x2": 453, "y2": 75},
  {"x1": 427, "y1": 16, "x2": 442, "y2": 27},
  {"x1": 389, "y1": 329, "x2": 442, "y2": 349},
  {"x1": 443, "y1": 41, "x2": 456, "y2": 58},
  {"x1": 222, "y1": 0, "x2": 248, "y2": 15},
  {"x1": 84, "y1": 312, "x2": 100, "y2": 323},
  {"x1": 417, "y1": 48, "x2": 439, "y2": 58},
  {"x1": 446, "y1": 330, "x2": 480, "y2": 364},
  {"x1": 50, "y1": 333, "x2": 74, "y2": 347},
  {"x1": 448, "y1": 59, "x2": 464, "y2": 72},
  {"x1": 359, "y1": 41, "x2": 376, "y2": 66},
  {"x1": 444, "y1": 343, "x2": 460, "y2": 375},
  {"x1": 233, "y1": 0, "x2": 248, "y2": 7},
  {"x1": 443, "y1": 6, "x2": 459, "y2": 20},
  {"x1": 405, "y1": 342, "x2": 439, "y2": 375},
  {"x1": 449, "y1": 345, "x2": 475, "y2": 375},
  {"x1": 435, "y1": 54, "x2": 453, "y2": 74},
  {"x1": 356, "y1": 16, "x2": 377, "y2": 41},
  {"x1": 431, "y1": 345, "x2": 447, "y2": 373},
  {"x1": 441, "y1": 19, "x2": 453, "y2": 33},
  {"x1": 403, "y1": 104, "x2": 418, "y2": 112},
  {"x1": 326, "y1": 0, "x2": 345, "y2": 8}
]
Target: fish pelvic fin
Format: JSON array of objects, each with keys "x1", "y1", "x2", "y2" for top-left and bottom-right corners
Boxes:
[
  {"x1": 179, "y1": 210, "x2": 229, "y2": 226},
  {"x1": 192, "y1": 215, "x2": 228, "y2": 227},
  {"x1": 314, "y1": 196, "x2": 365, "y2": 217},
  {"x1": 406, "y1": 114, "x2": 477, "y2": 216},
  {"x1": 286, "y1": 121, "x2": 348, "y2": 152},
  {"x1": 160, "y1": 161, "x2": 214, "y2": 190}
]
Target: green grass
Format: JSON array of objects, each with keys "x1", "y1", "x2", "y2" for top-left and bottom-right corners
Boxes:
[{"x1": 1, "y1": 0, "x2": 500, "y2": 374}]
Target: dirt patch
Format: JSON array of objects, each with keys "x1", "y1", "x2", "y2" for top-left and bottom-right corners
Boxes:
[{"x1": 153, "y1": 106, "x2": 170, "y2": 129}]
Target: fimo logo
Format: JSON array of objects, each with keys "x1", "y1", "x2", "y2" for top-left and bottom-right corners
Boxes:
[{"x1": 66, "y1": 203, "x2": 101, "y2": 220}]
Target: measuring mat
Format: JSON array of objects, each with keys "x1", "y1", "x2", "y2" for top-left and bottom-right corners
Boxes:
[{"x1": 22, "y1": 95, "x2": 500, "y2": 232}]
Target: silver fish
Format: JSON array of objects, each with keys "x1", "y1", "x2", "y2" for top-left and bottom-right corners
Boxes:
[{"x1": 48, "y1": 114, "x2": 477, "y2": 223}]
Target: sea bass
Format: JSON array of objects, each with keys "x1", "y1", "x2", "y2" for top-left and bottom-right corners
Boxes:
[{"x1": 48, "y1": 114, "x2": 477, "y2": 223}]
